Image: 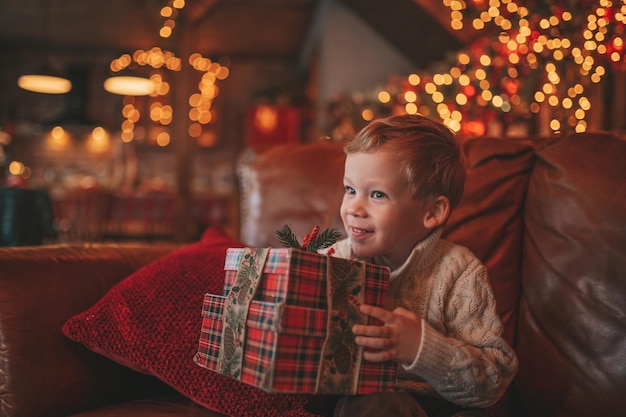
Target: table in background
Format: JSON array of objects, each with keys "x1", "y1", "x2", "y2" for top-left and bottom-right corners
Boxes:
[{"x1": 51, "y1": 189, "x2": 234, "y2": 242}]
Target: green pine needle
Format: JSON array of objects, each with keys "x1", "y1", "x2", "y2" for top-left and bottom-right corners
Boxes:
[
  {"x1": 275, "y1": 224, "x2": 341, "y2": 252},
  {"x1": 275, "y1": 224, "x2": 302, "y2": 249},
  {"x1": 307, "y1": 228, "x2": 342, "y2": 252}
]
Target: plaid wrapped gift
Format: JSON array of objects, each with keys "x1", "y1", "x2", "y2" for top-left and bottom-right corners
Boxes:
[{"x1": 194, "y1": 247, "x2": 396, "y2": 394}]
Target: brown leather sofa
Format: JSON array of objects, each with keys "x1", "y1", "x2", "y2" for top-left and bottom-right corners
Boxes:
[{"x1": 1, "y1": 131, "x2": 624, "y2": 417}]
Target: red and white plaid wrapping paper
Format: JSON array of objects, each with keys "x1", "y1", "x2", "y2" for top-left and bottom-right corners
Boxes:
[{"x1": 194, "y1": 247, "x2": 396, "y2": 394}]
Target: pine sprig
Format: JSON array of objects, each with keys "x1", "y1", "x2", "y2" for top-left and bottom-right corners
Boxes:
[
  {"x1": 275, "y1": 224, "x2": 302, "y2": 249},
  {"x1": 275, "y1": 224, "x2": 341, "y2": 253},
  {"x1": 307, "y1": 228, "x2": 343, "y2": 252}
]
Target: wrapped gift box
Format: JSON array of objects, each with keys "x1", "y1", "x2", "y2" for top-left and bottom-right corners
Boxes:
[{"x1": 194, "y1": 247, "x2": 396, "y2": 394}]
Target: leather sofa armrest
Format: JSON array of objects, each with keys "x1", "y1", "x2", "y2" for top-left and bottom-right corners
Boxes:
[{"x1": 0, "y1": 243, "x2": 178, "y2": 417}]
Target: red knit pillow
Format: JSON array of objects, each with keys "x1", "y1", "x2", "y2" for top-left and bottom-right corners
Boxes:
[{"x1": 62, "y1": 227, "x2": 325, "y2": 417}]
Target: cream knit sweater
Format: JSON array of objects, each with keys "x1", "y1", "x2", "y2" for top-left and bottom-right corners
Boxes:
[{"x1": 326, "y1": 228, "x2": 518, "y2": 408}]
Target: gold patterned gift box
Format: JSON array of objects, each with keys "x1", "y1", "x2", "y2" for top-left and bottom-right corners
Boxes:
[{"x1": 194, "y1": 247, "x2": 396, "y2": 394}]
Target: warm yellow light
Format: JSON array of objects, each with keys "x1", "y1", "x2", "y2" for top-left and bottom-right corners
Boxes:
[
  {"x1": 408, "y1": 74, "x2": 421, "y2": 85},
  {"x1": 542, "y1": 83, "x2": 554, "y2": 94},
  {"x1": 550, "y1": 119, "x2": 561, "y2": 131},
  {"x1": 51, "y1": 126, "x2": 65, "y2": 140},
  {"x1": 579, "y1": 97, "x2": 591, "y2": 110},
  {"x1": 547, "y1": 72, "x2": 560, "y2": 84},
  {"x1": 104, "y1": 76, "x2": 155, "y2": 96},
  {"x1": 198, "y1": 110, "x2": 213, "y2": 124},
  {"x1": 535, "y1": 91, "x2": 545, "y2": 102},
  {"x1": 161, "y1": 6, "x2": 173, "y2": 17},
  {"x1": 156, "y1": 132, "x2": 170, "y2": 147},
  {"x1": 437, "y1": 103, "x2": 450, "y2": 118},
  {"x1": 160, "y1": 26, "x2": 173, "y2": 38},
  {"x1": 9, "y1": 161, "x2": 25, "y2": 176},
  {"x1": 404, "y1": 91, "x2": 417, "y2": 103},
  {"x1": 548, "y1": 95, "x2": 559, "y2": 106},
  {"x1": 121, "y1": 131, "x2": 134, "y2": 143},
  {"x1": 18, "y1": 74, "x2": 72, "y2": 94},
  {"x1": 378, "y1": 90, "x2": 391, "y2": 103},
  {"x1": 253, "y1": 105, "x2": 278, "y2": 133},
  {"x1": 216, "y1": 66, "x2": 230, "y2": 80},
  {"x1": 122, "y1": 120, "x2": 134, "y2": 132},
  {"x1": 92, "y1": 127, "x2": 106, "y2": 141},
  {"x1": 563, "y1": 98, "x2": 573, "y2": 109}
]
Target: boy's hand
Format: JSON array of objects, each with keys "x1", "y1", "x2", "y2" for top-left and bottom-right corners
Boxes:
[{"x1": 352, "y1": 304, "x2": 422, "y2": 365}]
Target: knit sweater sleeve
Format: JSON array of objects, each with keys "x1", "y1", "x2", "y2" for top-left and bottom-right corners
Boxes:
[{"x1": 402, "y1": 255, "x2": 518, "y2": 408}]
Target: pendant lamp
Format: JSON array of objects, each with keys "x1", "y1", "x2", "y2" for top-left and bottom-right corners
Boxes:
[
  {"x1": 18, "y1": 73, "x2": 72, "y2": 94},
  {"x1": 16, "y1": 0, "x2": 72, "y2": 95},
  {"x1": 103, "y1": 75, "x2": 156, "y2": 96}
]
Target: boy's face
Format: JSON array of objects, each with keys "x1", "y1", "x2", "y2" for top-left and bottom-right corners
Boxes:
[{"x1": 341, "y1": 150, "x2": 434, "y2": 270}]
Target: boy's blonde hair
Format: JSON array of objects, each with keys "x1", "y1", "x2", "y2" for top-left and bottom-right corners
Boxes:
[{"x1": 344, "y1": 114, "x2": 466, "y2": 210}]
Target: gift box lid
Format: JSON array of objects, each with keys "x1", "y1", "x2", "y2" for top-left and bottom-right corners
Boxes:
[{"x1": 223, "y1": 247, "x2": 390, "y2": 310}]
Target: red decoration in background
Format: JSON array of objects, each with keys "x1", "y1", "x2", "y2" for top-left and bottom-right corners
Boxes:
[{"x1": 245, "y1": 105, "x2": 301, "y2": 150}]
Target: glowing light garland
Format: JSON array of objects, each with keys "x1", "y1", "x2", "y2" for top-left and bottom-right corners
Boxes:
[
  {"x1": 109, "y1": 0, "x2": 230, "y2": 147},
  {"x1": 327, "y1": 0, "x2": 625, "y2": 137}
]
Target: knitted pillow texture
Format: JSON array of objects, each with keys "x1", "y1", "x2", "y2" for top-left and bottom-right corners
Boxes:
[{"x1": 62, "y1": 227, "x2": 325, "y2": 417}]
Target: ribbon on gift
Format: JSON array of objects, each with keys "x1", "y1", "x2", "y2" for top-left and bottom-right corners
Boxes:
[
  {"x1": 316, "y1": 256, "x2": 368, "y2": 394},
  {"x1": 217, "y1": 247, "x2": 270, "y2": 379}
]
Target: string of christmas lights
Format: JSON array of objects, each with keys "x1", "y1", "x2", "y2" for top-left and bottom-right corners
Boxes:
[
  {"x1": 326, "y1": 0, "x2": 625, "y2": 138},
  {"x1": 109, "y1": 0, "x2": 230, "y2": 147}
]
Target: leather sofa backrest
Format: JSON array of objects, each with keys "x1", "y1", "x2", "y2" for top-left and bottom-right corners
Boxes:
[
  {"x1": 237, "y1": 142, "x2": 346, "y2": 247},
  {"x1": 443, "y1": 136, "x2": 537, "y2": 346},
  {"x1": 514, "y1": 132, "x2": 626, "y2": 417}
]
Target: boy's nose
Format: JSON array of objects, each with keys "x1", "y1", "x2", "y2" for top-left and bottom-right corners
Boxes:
[{"x1": 346, "y1": 199, "x2": 366, "y2": 217}]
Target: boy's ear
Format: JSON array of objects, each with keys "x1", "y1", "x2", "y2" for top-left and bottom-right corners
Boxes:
[{"x1": 423, "y1": 196, "x2": 450, "y2": 229}]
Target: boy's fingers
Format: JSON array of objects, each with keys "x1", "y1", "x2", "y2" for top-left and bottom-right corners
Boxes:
[
  {"x1": 359, "y1": 304, "x2": 395, "y2": 323},
  {"x1": 352, "y1": 323, "x2": 392, "y2": 337}
]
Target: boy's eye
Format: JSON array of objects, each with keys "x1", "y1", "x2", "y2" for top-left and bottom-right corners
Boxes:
[
  {"x1": 345, "y1": 186, "x2": 356, "y2": 195},
  {"x1": 371, "y1": 191, "x2": 387, "y2": 199}
]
